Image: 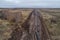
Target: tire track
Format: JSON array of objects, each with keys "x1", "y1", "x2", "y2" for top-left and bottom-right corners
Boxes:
[{"x1": 8, "y1": 9, "x2": 52, "y2": 40}]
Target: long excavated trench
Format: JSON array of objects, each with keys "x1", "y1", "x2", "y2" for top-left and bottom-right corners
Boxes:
[{"x1": 8, "y1": 9, "x2": 52, "y2": 40}]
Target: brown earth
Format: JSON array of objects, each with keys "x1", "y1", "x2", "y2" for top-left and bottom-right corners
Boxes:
[{"x1": 0, "y1": 8, "x2": 60, "y2": 40}]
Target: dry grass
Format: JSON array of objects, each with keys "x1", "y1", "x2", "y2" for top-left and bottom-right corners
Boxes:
[
  {"x1": 0, "y1": 8, "x2": 60, "y2": 40},
  {"x1": 40, "y1": 9, "x2": 60, "y2": 40}
]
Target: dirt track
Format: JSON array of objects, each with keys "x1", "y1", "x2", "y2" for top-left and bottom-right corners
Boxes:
[{"x1": 8, "y1": 9, "x2": 51, "y2": 40}]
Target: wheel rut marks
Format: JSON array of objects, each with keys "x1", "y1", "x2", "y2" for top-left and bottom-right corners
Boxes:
[{"x1": 8, "y1": 9, "x2": 51, "y2": 40}]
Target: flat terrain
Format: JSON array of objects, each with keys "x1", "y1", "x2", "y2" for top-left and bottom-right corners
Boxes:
[{"x1": 0, "y1": 8, "x2": 60, "y2": 40}]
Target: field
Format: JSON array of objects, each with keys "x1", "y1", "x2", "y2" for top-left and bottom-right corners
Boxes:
[{"x1": 0, "y1": 8, "x2": 60, "y2": 40}]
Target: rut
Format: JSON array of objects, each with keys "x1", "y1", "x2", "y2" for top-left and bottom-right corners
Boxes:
[{"x1": 8, "y1": 9, "x2": 52, "y2": 40}]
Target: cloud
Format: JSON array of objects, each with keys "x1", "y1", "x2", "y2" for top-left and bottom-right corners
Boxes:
[
  {"x1": 4, "y1": 0, "x2": 21, "y2": 4},
  {"x1": 0, "y1": 0, "x2": 60, "y2": 8}
]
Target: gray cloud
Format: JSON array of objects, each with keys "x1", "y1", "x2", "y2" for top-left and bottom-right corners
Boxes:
[{"x1": 0, "y1": 0, "x2": 60, "y2": 8}]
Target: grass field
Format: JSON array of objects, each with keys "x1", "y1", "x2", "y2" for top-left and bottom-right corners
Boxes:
[{"x1": 0, "y1": 8, "x2": 60, "y2": 40}]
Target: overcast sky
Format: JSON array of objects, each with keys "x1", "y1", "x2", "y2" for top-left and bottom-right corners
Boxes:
[{"x1": 0, "y1": 0, "x2": 60, "y2": 8}]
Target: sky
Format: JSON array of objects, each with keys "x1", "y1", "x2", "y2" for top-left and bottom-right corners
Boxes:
[{"x1": 0, "y1": 0, "x2": 60, "y2": 8}]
